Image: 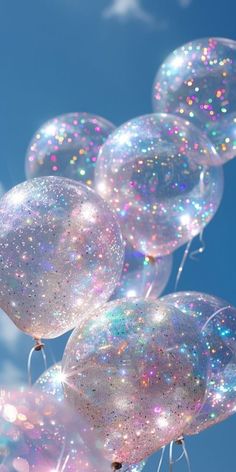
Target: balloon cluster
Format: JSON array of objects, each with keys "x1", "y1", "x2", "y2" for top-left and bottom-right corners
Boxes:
[{"x1": 0, "y1": 36, "x2": 236, "y2": 470}]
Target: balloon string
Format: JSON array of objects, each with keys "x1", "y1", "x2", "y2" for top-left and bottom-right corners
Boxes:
[
  {"x1": 60, "y1": 454, "x2": 70, "y2": 472},
  {"x1": 182, "y1": 441, "x2": 192, "y2": 472},
  {"x1": 202, "y1": 306, "x2": 231, "y2": 332},
  {"x1": 174, "y1": 450, "x2": 185, "y2": 463},
  {"x1": 190, "y1": 230, "x2": 205, "y2": 260},
  {"x1": 145, "y1": 257, "x2": 158, "y2": 299},
  {"x1": 174, "y1": 239, "x2": 192, "y2": 291},
  {"x1": 27, "y1": 339, "x2": 47, "y2": 386},
  {"x1": 157, "y1": 446, "x2": 165, "y2": 472},
  {"x1": 169, "y1": 441, "x2": 174, "y2": 472}
]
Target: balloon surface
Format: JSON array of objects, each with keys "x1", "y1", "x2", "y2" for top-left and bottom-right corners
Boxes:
[
  {"x1": 111, "y1": 244, "x2": 172, "y2": 300},
  {"x1": 25, "y1": 112, "x2": 115, "y2": 186},
  {"x1": 35, "y1": 363, "x2": 64, "y2": 402},
  {"x1": 95, "y1": 113, "x2": 223, "y2": 256},
  {"x1": 161, "y1": 291, "x2": 236, "y2": 434},
  {"x1": 207, "y1": 111, "x2": 236, "y2": 162},
  {"x1": 0, "y1": 389, "x2": 145, "y2": 472},
  {"x1": 62, "y1": 298, "x2": 208, "y2": 464},
  {"x1": 153, "y1": 37, "x2": 236, "y2": 165},
  {"x1": 0, "y1": 177, "x2": 124, "y2": 339}
]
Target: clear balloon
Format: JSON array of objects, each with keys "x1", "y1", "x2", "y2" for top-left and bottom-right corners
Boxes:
[
  {"x1": 0, "y1": 389, "x2": 145, "y2": 472},
  {"x1": 0, "y1": 177, "x2": 124, "y2": 339},
  {"x1": 161, "y1": 291, "x2": 236, "y2": 434},
  {"x1": 111, "y1": 244, "x2": 173, "y2": 300},
  {"x1": 25, "y1": 112, "x2": 115, "y2": 186},
  {"x1": 35, "y1": 363, "x2": 64, "y2": 402},
  {"x1": 62, "y1": 298, "x2": 208, "y2": 465},
  {"x1": 153, "y1": 37, "x2": 236, "y2": 165},
  {"x1": 95, "y1": 113, "x2": 223, "y2": 257},
  {"x1": 207, "y1": 111, "x2": 236, "y2": 162}
]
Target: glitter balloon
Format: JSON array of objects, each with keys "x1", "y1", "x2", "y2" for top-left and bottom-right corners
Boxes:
[
  {"x1": 207, "y1": 111, "x2": 236, "y2": 162},
  {"x1": 95, "y1": 113, "x2": 223, "y2": 257},
  {"x1": 111, "y1": 244, "x2": 173, "y2": 300},
  {"x1": 0, "y1": 389, "x2": 145, "y2": 472},
  {"x1": 153, "y1": 37, "x2": 236, "y2": 165},
  {"x1": 161, "y1": 291, "x2": 236, "y2": 434},
  {"x1": 25, "y1": 112, "x2": 115, "y2": 186},
  {"x1": 62, "y1": 298, "x2": 208, "y2": 464},
  {"x1": 35, "y1": 363, "x2": 64, "y2": 403},
  {"x1": 0, "y1": 177, "x2": 124, "y2": 339}
]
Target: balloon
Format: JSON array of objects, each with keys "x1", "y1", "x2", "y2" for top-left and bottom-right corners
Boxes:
[
  {"x1": 95, "y1": 113, "x2": 223, "y2": 257},
  {"x1": 35, "y1": 363, "x2": 64, "y2": 402},
  {"x1": 0, "y1": 389, "x2": 145, "y2": 472},
  {"x1": 161, "y1": 291, "x2": 236, "y2": 434},
  {"x1": 153, "y1": 37, "x2": 236, "y2": 165},
  {"x1": 111, "y1": 244, "x2": 173, "y2": 300},
  {"x1": 62, "y1": 298, "x2": 208, "y2": 464},
  {"x1": 25, "y1": 112, "x2": 115, "y2": 186},
  {"x1": 0, "y1": 177, "x2": 124, "y2": 339},
  {"x1": 207, "y1": 111, "x2": 236, "y2": 162}
]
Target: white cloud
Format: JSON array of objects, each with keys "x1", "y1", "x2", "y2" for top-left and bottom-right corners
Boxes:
[
  {"x1": 0, "y1": 309, "x2": 30, "y2": 354},
  {"x1": 0, "y1": 360, "x2": 26, "y2": 387},
  {"x1": 178, "y1": 0, "x2": 192, "y2": 7},
  {"x1": 103, "y1": 0, "x2": 154, "y2": 24}
]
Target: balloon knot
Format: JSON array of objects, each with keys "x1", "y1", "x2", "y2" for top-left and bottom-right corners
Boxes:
[
  {"x1": 34, "y1": 338, "x2": 44, "y2": 351},
  {"x1": 175, "y1": 436, "x2": 184, "y2": 445},
  {"x1": 112, "y1": 462, "x2": 122, "y2": 470}
]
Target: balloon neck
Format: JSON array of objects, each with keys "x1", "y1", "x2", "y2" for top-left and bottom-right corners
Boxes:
[
  {"x1": 175, "y1": 436, "x2": 184, "y2": 445},
  {"x1": 147, "y1": 255, "x2": 156, "y2": 265},
  {"x1": 34, "y1": 338, "x2": 44, "y2": 352},
  {"x1": 111, "y1": 462, "x2": 122, "y2": 470}
]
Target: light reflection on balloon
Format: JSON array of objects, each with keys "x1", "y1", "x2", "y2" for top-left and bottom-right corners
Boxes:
[
  {"x1": 95, "y1": 113, "x2": 223, "y2": 257},
  {"x1": 161, "y1": 291, "x2": 236, "y2": 434},
  {"x1": 25, "y1": 112, "x2": 115, "y2": 186},
  {"x1": 153, "y1": 37, "x2": 236, "y2": 165},
  {"x1": 0, "y1": 177, "x2": 124, "y2": 339},
  {"x1": 35, "y1": 363, "x2": 64, "y2": 403},
  {"x1": 111, "y1": 245, "x2": 172, "y2": 300},
  {"x1": 0, "y1": 389, "x2": 145, "y2": 472},
  {"x1": 62, "y1": 298, "x2": 208, "y2": 464}
]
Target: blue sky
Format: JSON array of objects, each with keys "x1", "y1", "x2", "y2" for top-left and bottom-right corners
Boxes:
[{"x1": 1, "y1": 0, "x2": 236, "y2": 470}]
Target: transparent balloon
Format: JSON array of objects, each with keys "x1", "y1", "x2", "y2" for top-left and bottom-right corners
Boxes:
[
  {"x1": 35, "y1": 363, "x2": 64, "y2": 402},
  {"x1": 153, "y1": 37, "x2": 236, "y2": 165},
  {"x1": 0, "y1": 177, "x2": 124, "y2": 339},
  {"x1": 207, "y1": 111, "x2": 236, "y2": 162},
  {"x1": 95, "y1": 113, "x2": 223, "y2": 257},
  {"x1": 62, "y1": 298, "x2": 208, "y2": 465},
  {"x1": 111, "y1": 244, "x2": 173, "y2": 300},
  {"x1": 25, "y1": 112, "x2": 115, "y2": 186},
  {"x1": 0, "y1": 389, "x2": 145, "y2": 472},
  {"x1": 161, "y1": 291, "x2": 236, "y2": 434}
]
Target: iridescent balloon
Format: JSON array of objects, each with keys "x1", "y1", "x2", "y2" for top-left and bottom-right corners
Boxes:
[
  {"x1": 95, "y1": 113, "x2": 223, "y2": 257},
  {"x1": 207, "y1": 111, "x2": 236, "y2": 162},
  {"x1": 111, "y1": 244, "x2": 173, "y2": 300},
  {"x1": 161, "y1": 291, "x2": 236, "y2": 434},
  {"x1": 153, "y1": 37, "x2": 236, "y2": 165},
  {"x1": 0, "y1": 389, "x2": 145, "y2": 471},
  {"x1": 25, "y1": 112, "x2": 115, "y2": 186},
  {"x1": 0, "y1": 177, "x2": 124, "y2": 339},
  {"x1": 62, "y1": 298, "x2": 208, "y2": 464},
  {"x1": 35, "y1": 363, "x2": 64, "y2": 402}
]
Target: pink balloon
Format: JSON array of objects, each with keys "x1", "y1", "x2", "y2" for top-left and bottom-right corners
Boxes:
[
  {"x1": 0, "y1": 389, "x2": 145, "y2": 472},
  {"x1": 62, "y1": 298, "x2": 208, "y2": 465},
  {"x1": 0, "y1": 177, "x2": 124, "y2": 339}
]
